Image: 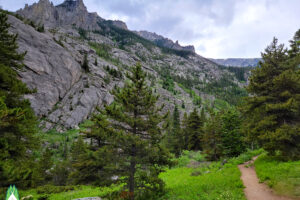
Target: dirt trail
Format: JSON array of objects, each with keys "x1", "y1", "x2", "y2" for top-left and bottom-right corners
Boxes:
[{"x1": 238, "y1": 156, "x2": 294, "y2": 200}]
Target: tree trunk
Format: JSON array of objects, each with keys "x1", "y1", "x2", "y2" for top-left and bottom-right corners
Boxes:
[{"x1": 129, "y1": 146, "x2": 136, "y2": 200}]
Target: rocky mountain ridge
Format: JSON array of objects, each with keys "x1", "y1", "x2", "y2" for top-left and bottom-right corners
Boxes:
[
  {"x1": 136, "y1": 30, "x2": 195, "y2": 53},
  {"x1": 210, "y1": 58, "x2": 261, "y2": 67},
  {"x1": 5, "y1": 0, "x2": 244, "y2": 131}
]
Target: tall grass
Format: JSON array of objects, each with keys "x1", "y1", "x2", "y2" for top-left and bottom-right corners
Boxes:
[
  {"x1": 159, "y1": 149, "x2": 263, "y2": 200},
  {"x1": 255, "y1": 153, "x2": 300, "y2": 198}
]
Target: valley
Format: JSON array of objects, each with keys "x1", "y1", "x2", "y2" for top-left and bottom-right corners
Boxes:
[{"x1": 0, "y1": 0, "x2": 299, "y2": 200}]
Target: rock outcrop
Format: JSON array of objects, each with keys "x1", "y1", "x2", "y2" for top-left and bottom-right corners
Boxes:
[
  {"x1": 17, "y1": 0, "x2": 103, "y2": 30},
  {"x1": 110, "y1": 20, "x2": 128, "y2": 30},
  {"x1": 136, "y1": 30, "x2": 195, "y2": 53}
]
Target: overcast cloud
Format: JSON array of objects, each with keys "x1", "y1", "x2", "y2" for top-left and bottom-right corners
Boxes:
[{"x1": 1, "y1": 0, "x2": 300, "y2": 58}]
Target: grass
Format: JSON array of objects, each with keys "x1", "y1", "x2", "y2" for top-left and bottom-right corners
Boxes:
[
  {"x1": 160, "y1": 166, "x2": 245, "y2": 200},
  {"x1": 254, "y1": 153, "x2": 300, "y2": 198},
  {"x1": 16, "y1": 149, "x2": 263, "y2": 200},
  {"x1": 35, "y1": 120, "x2": 94, "y2": 162},
  {"x1": 159, "y1": 149, "x2": 263, "y2": 200},
  {"x1": 19, "y1": 185, "x2": 122, "y2": 200}
]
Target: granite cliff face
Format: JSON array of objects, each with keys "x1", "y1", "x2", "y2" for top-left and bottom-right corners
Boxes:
[
  {"x1": 17, "y1": 0, "x2": 103, "y2": 30},
  {"x1": 136, "y1": 30, "x2": 195, "y2": 53},
  {"x1": 7, "y1": 0, "x2": 242, "y2": 131}
]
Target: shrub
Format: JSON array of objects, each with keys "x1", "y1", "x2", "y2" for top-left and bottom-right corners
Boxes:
[
  {"x1": 82, "y1": 53, "x2": 89, "y2": 72},
  {"x1": 37, "y1": 24, "x2": 45, "y2": 32},
  {"x1": 36, "y1": 185, "x2": 75, "y2": 194}
]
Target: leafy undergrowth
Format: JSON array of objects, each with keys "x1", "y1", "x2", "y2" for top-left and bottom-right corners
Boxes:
[
  {"x1": 255, "y1": 153, "x2": 300, "y2": 198},
  {"x1": 159, "y1": 149, "x2": 263, "y2": 200},
  {"x1": 20, "y1": 185, "x2": 122, "y2": 200},
  {"x1": 17, "y1": 149, "x2": 263, "y2": 200}
]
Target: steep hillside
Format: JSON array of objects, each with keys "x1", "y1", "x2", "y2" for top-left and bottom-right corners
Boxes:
[{"x1": 7, "y1": 0, "x2": 246, "y2": 131}]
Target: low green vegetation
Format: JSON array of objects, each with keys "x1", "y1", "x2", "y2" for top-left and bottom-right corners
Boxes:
[
  {"x1": 89, "y1": 42, "x2": 122, "y2": 67},
  {"x1": 19, "y1": 185, "x2": 122, "y2": 200},
  {"x1": 14, "y1": 150, "x2": 263, "y2": 200},
  {"x1": 255, "y1": 153, "x2": 300, "y2": 198},
  {"x1": 159, "y1": 149, "x2": 263, "y2": 200}
]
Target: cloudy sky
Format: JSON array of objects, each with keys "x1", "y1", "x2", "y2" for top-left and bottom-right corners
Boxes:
[{"x1": 1, "y1": 0, "x2": 300, "y2": 58}]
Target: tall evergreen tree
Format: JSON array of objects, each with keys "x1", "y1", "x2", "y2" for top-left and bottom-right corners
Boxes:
[
  {"x1": 0, "y1": 11, "x2": 39, "y2": 187},
  {"x1": 183, "y1": 109, "x2": 204, "y2": 151},
  {"x1": 202, "y1": 110, "x2": 223, "y2": 161},
  {"x1": 243, "y1": 35, "x2": 300, "y2": 160},
  {"x1": 95, "y1": 63, "x2": 171, "y2": 199},
  {"x1": 171, "y1": 105, "x2": 182, "y2": 156},
  {"x1": 221, "y1": 109, "x2": 245, "y2": 157},
  {"x1": 70, "y1": 116, "x2": 117, "y2": 186},
  {"x1": 33, "y1": 148, "x2": 53, "y2": 186},
  {"x1": 165, "y1": 105, "x2": 182, "y2": 156}
]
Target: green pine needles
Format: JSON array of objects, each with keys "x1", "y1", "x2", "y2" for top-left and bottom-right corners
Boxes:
[
  {"x1": 0, "y1": 11, "x2": 39, "y2": 188},
  {"x1": 243, "y1": 34, "x2": 300, "y2": 160},
  {"x1": 82, "y1": 63, "x2": 172, "y2": 200}
]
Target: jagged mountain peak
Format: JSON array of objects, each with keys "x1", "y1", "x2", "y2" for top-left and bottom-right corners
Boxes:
[
  {"x1": 17, "y1": 0, "x2": 102, "y2": 30},
  {"x1": 56, "y1": 0, "x2": 86, "y2": 12}
]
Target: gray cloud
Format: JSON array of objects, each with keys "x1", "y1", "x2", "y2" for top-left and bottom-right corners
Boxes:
[{"x1": 1, "y1": 0, "x2": 300, "y2": 58}]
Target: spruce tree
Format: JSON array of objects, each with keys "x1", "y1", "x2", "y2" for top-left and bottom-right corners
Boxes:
[
  {"x1": 0, "y1": 11, "x2": 39, "y2": 187},
  {"x1": 100, "y1": 63, "x2": 171, "y2": 199},
  {"x1": 183, "y1": 108, "x2": 204, "y2": 151},
  {"x1": 165, "y1": 105, "x2": 182, "y2": 156},
  {"x1": 70, "y1": 116, "x2": 117, "y2": 186},
  {"x1": 171, "y1": 105, "x2": 182, "y2": 156},
  {"x1": 243, "y1": 35, "x2": 300, "y2": 160},
  {"x1": 202, "y1": 110, "x2": 223, "y2": 161},
  {"x1": 34, "y1": 148, "x2": 53, "y2": 186},
  {"x1": 221, "y1": 109, "x2": 245, "y2": 157}
]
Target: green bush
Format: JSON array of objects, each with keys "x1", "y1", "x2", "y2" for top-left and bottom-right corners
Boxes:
[{"x1": 36, "y1": 185, "x2": 75, "y2": 194}]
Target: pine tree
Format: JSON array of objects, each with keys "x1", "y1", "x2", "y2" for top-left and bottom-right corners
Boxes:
[
  {"x1": 181, "y1": 112, "x2": 189, "y2": 149},
  {"x1": 70, "y1": 115, "x2": 117, "y2": 186},
  {"x1": 171, "y1": 105, "x2": 182, "y2": 156},
  {"x1": 82, "y1": 53, "x2": 89, "y2": 72},
  {"x1": 165, "y1": 105, "x2": 182, "y2": 156},
  {"x1": 34, "y1": 148, "x2": 53, "y2": 185},
  {"x1": 0, "y1": 11, "x2": 39, "y2": 187},
  {"x1": 183, "y1": 109, "x2": 204, "y2": 151},
  {"x1": 101, "y1": 63, "x2": 171, "y2": 199},
  {"x1": 221, "y1": 109, "x2": 245, "y2": 157},
  {"x1": 243, "y1": 35, "x2": 300, "y2": 160},
  {"x1": 202, "y1": 110, "x2": 223, "y2": 161},
  {"x1": 69, "y1": 136, "x2": 98, "y2": 185},
  {"x1": 0, "y1": 12, "x2": 25, "y2": 70}
]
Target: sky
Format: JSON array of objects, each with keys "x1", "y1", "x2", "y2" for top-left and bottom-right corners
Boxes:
[{"x1": 1, "y1": 0, "x2": 300, "y2": 58}]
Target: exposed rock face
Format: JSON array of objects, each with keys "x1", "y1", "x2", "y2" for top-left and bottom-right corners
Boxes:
[
  {"x1": 8, "y1": 15, "x2": 82, "y2": 117},
  {"x1": 9, "y1": 0, "x2": 241, "y2": 131},
  {"x1": 136, "y1": 30, "x2": 195, "y2": 53},
  {"x1": 210, "y1": 58, "x2": 261, "y2": 67},
  {"x1": 110, "y1": 20, "x2": 128, "y2": 30},
  {"x1": 17, "y1": 0, "x2": 103, "y2": 30}
]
